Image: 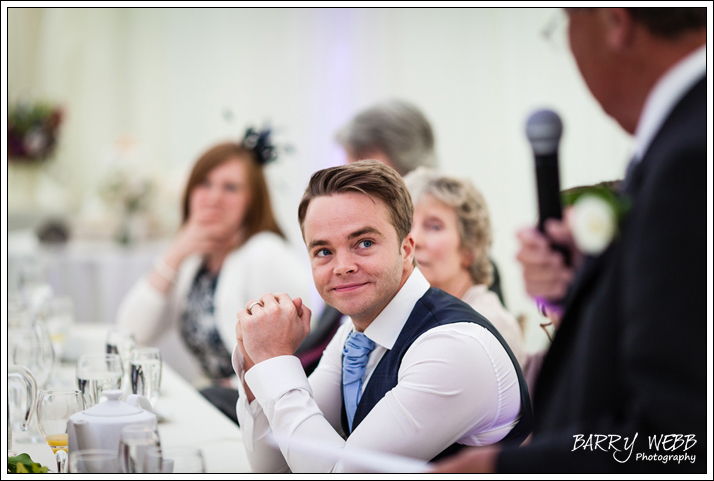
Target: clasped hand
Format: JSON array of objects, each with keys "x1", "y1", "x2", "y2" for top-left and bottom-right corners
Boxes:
[{"x1": 236, "y1": 293, "x2": 312, "y2": 367}]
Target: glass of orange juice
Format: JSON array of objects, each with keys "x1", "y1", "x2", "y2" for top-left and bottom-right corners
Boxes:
[{"x1": 37, "y1": 390, "x2": 84, "y2": 473}]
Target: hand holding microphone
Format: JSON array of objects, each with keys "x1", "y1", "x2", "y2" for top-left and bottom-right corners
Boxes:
[
  {"x1": 525, "y1": 109, "x2": 570, "y2": 260},
  {"x1": 517, "y1": 109, "x2": 579, "y2": 305}
]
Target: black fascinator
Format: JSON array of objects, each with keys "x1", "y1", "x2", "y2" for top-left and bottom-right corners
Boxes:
[{"x1": 241, "y1": 126, "x2": 279, "y2": 166}]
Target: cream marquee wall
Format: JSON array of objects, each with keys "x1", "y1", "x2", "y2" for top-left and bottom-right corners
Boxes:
[{"x1": 6, "y1": 7, "x2": 634, "y2": 351}]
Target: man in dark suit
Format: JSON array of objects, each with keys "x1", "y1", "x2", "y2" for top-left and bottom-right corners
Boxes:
[{"x1": 435, "y1": 8, "x2": 707, "y2": 473}]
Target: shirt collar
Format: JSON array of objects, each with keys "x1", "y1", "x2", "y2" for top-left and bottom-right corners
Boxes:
[
  {"x1": 358, "y1": 267, "x2": 430, "y2": 350},
  {"x1": 631, "y1": 44, "x2": 706, "y2": 162}
]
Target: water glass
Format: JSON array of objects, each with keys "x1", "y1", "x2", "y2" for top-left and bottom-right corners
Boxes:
[
  {"x1": 129, "y1": 348, "x2": 162, "y2": 408},
  {"x1": 118, "y1": 424, "x2": 161, "y2": 473},
  {"x1": 69, "y1": 449, "x2": 119, "y2": 473},
  {"x1": 76, "y1": 354, "x2": 123, "y2": 408},
  {"x1": 143, "y1": 446, "x2": 206, "y2": 473}
]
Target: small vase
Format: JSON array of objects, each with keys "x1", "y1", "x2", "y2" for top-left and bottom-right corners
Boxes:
[{"x1": 115, "y1": 213, "x2": 145, "y2": 246}]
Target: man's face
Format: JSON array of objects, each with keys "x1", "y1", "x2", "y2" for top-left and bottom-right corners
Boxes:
[
  {"x1": 566, "y1": 9, "x2": 623, "y2": 127},
  {"x1": 303, "y1": 192, "x2": 414, "y2": 330}
]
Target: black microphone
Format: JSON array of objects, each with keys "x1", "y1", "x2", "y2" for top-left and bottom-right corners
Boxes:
[{"x1": 525, "y1": 109, "x2": 570, "y2": 265}]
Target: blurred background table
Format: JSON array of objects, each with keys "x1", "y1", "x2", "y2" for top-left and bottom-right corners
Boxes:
[
  {"x1": 8, "y1": 230, "x2": 170, "y2": 325},
  {"x1": 10, "y1": 324, "x2": 252, "y2": 473}
]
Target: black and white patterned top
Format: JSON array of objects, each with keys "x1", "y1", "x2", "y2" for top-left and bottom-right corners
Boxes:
[{"x1": 180, "y1": 265, "x2": 234, "y2": 380}]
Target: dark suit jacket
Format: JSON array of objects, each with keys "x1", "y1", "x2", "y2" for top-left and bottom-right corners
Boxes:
[{"x1": 498, "y1": 76, "x2": 707, "y2": 473}]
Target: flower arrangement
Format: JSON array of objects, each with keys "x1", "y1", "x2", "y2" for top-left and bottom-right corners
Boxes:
[
  {"x1": 8, "y1": 102, "x2": 63, "y2": 163},
  {"x1": 99, "y1": 170, "x2": 154, "y2": 215},
  {"x1": 99, "y1": 169, "x2": 155, "y2": 245}
]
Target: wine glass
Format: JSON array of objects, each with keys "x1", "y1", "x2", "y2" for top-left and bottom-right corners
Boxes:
[
  {"x1": 42, "y1": 295, "x2": 76, "y2": 361},
  {"x1": 69, "y1": 449, "x2": 119, "y2": 473},
  {"x1": 143, "y1": 446, "x2": 206, "y2": 473},
  {"x1": 9, "y1": 326, "x2": 54, "y2": 389},
  {"x1": 118, "y1": 425, "x2": 161, "y2": 473},
  {"x1": 8, "y1": 293, "x2": 32, "y2": 328},
  {"x1": 17, "y1": 258, "x2": 54, "y2": 315},
  {"x1": 129, "y1": 348, "x2": 162, "y2": 408},
  {"x1": 36, "y1": 390, "x2": 85, "y2": 473},
  {"x1": 106, "y1": 327, "x2": 136, "y2": 392},
  {"x1": 76, "y1": 354, "x2": 123, "y2": 408}
]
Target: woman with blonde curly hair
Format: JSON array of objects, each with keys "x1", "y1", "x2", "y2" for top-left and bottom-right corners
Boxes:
[{"x1": 404, "y1": 167, "x2": 525, "y2": 367}]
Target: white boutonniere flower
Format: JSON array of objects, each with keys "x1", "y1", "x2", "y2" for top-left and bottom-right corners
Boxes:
[
  {"x1": 563, "y1": 183, "x2": 630, "y2": 256},
  {"x1": 571, "y1": 195, "x2": 616, "y2": 255}
]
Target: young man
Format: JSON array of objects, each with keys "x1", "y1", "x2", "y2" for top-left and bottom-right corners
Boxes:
[{"x1": 233, "y1": 160, "x2": 531, "y2": 472}]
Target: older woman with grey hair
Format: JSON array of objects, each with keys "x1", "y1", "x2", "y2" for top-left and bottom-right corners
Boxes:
[{"x1": 404, "y1": 167, "x2": 526, "y2": 367}]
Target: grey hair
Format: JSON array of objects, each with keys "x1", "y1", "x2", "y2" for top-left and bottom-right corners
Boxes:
[
  {"x1": 335, "y1": 100, "x2": 437, "y2": 176},
  {"x1": 404, "y1": 167, "x2": 493, "y2": 286}
]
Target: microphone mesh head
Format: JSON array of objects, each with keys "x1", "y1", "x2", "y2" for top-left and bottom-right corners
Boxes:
[{"x1": 526, "y1": 109, "x2": 563, "y2": 155}]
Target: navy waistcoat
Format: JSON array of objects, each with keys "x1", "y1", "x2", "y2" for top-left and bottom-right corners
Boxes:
[{"x1": 341, "y1": 288, "x2": 533, "y2": 462}]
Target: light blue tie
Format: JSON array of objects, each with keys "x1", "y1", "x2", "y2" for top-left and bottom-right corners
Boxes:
[{"x1": 342, "y1": 332, "x2": 376, "y2": 432}]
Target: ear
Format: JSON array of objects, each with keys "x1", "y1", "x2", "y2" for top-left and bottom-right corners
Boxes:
[
  {"x1": 460, "y1": 245, "x2": 476, "y2": 269},
  {"x1": 599, "y1": 8, "x2": 636, "y2": 51},
  {"x1": 401, "y1": 233, "x2": 416, "y2": 266}
]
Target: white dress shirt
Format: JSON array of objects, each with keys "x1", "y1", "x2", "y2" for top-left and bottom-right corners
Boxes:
[
  {"x1": 232, "y1": 268, "x2": 522, "y2": 473},
  {"x1": 631, "y1": 44, "x2": 706, "y2": 162}
]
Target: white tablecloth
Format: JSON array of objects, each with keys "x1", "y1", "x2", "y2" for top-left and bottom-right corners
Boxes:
[{"x1": 9, "y1": 325, "x2": 252, "y2": 473}]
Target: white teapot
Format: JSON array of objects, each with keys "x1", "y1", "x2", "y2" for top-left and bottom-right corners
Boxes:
[{"x1": 67, "y1": 389, "x2": 157, "y2": 454}]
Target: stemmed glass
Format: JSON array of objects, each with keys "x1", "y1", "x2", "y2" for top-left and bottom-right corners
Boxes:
[
  {"x1": 106, "y1": 327, "x2": 136, "y2": 393},
  {"x1": 36, "y1": 390, "x2": 84, "y2": 473},
  {"x1": 42, "y1": 295, "x2": 76, "y2": 361},
  {"x1": 76, "y1": 354, "x2": 123, "y2": 408},
  {"x1": 9, "y1": 326, "x2": 54, "y2": 389},
  {"x1": 118, "y1": 425, "x2": 161, "y2": 473},
  {"x1": 129, "y1": 348, "x2": 162, "y2": 408},
  {"x1": 143, "y1": 446, "x2": 206, "y2": 473},
  {"x1": 17, "y1": 259, "x2": 53, "y2": 315}
]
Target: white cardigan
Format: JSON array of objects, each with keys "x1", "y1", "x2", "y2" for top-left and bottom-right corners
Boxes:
[
  {"x1": 116, "y1": 231, "x2": 311, "y2": 387},
  {"x1": 461, "y1": 284, "x2": 526, "y2": 369}
]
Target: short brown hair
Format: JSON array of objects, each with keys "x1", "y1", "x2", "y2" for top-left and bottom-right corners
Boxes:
[
  {"x1": 626, "y1": 8, "x2": 707, "y2": 38},
  {"x1": 181, "y1": 142, "x2": 284, "y2": 244},
  {"x1": 298, "y1": 159, "x2": 413, "y2": 243}
]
